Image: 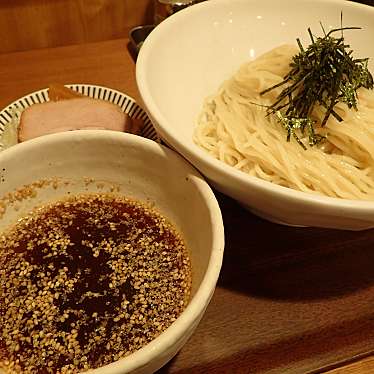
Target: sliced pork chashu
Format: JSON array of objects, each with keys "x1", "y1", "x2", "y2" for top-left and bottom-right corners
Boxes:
[{"x1": 18, "y1": 97, "x2": 132, "y2": 142}]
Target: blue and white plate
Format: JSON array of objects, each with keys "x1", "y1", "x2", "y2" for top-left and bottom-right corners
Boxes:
[{"x1": 0, "y1": 84, "x2": 159, "y2": 150}]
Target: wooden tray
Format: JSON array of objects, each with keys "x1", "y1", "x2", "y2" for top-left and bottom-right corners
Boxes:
[{"x1": 160, "y1": 192, "x2": 374, "y2": 373}]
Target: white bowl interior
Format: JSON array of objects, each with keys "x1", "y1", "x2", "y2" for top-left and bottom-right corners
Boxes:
[
  {"x1": 140, "y1": 0, "x2": 374, "y2": 146},
  {"x1": 137, "y1": 0, "x2": 374, "y2": 230},
  {"x1": 0, "y1": 131, "x2": 224, "y2": 373}
]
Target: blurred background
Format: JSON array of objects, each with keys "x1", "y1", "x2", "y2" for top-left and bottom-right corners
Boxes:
[
  {"x1": 0, "y1": 0, "x2": 154, "y2": 54},
  {"x1": 0, "y1": 0, "x2": 372, "y2": 54}
]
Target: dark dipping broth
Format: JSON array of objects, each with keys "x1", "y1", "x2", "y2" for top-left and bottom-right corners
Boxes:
[{"x1": 0, "y1": 193, "x2": 191, "y2": 374}]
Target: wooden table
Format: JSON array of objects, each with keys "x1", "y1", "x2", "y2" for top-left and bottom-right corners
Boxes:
[{"x1": 1, "y1": 39, "x2": 374, "y2": 374}]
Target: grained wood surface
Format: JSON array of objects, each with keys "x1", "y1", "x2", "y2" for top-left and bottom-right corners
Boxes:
[
  {"x1": 0, "y1": 0, "x2": 153, "y2": 53},
  {"x1": 327, "y1": 356, "x2": 374, "y2": 374},
  {"x1": 1, "y1": 38, "x2": 374, "y2": 374}
]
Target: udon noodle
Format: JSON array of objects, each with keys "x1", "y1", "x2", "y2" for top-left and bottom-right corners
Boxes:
[{"x1": 194, "y1": 45, "x2": 374, "y2": 200}]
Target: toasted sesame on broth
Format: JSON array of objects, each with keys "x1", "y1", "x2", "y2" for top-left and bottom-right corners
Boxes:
[{"x1": 0, "y1": 193, "x2": 191, "y2": 374}]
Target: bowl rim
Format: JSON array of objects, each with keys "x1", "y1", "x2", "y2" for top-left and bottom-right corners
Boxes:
[
  {"x1": 0, "y1": 130, "x2": 225, "y2": 373},
  {"x1": 136, "y1": 0, "x2": 374, "y2": 213}
]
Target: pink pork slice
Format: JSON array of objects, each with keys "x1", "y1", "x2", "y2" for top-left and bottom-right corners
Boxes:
[{"x1": 18, "y1": 98, "x2": 130, "y2": 142}]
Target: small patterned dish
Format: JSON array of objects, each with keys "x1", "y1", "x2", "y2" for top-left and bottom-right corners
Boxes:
[{"x1": 0, "y1": 84, "x2": 158, "y2": 150}]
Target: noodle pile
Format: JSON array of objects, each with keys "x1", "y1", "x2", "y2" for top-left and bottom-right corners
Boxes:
[{"x1": 194, "y1": 45, "x2": 374, "y2": 200}]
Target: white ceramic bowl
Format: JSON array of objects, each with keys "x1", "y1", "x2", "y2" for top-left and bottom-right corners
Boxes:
[
  {"x1": 136, "y1": 0, "x2": 374, "y2": 230},
  {"x1": 0, "y1": 131, "x2": 224, "y2": 373}
]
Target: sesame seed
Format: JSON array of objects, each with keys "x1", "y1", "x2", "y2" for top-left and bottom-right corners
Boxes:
[{"x1": 0, "y1": 193, "x2": 191, "y2": 373}]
